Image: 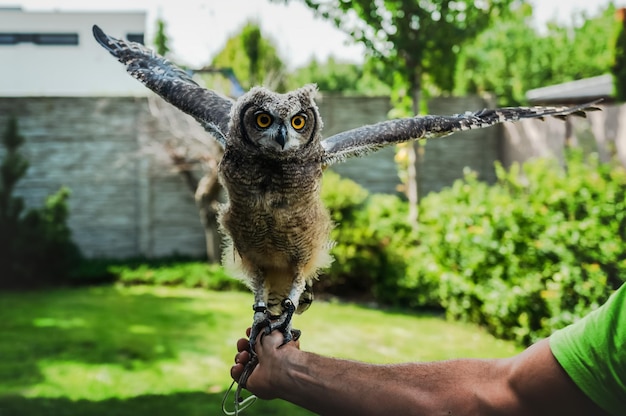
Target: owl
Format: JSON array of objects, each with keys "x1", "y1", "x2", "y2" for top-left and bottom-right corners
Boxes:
[{"x1": 92, "y1": 24, "x2": 599, "y2": 387}]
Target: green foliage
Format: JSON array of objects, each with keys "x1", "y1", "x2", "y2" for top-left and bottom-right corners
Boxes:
[
  {"x1": 153, "y1": 18, "x2": 170, "y2": 56},
  {"x1": 320, "y1": 171, "x2": 419, "y2": 302},
  {"x1": 241, "y1": 23, "x2": 262, "y2": 86},
  {"x1": 417, "y1": 152, "x2": 626, "y2": 344},
  {"x1": 613, "y1": 19, "x2": 626, "y2": 102},
  {"x1": 456, "y1": 3, "x2": 621, "y2": 105},
  {"x1": 321, "y1": 154, "x2": 626, "y2": 346},
  {"x1": 211, "y1": 21, "x2": 286, "y2": 91},
  {"x1": 319, "y1": 170, "x2": 373, "y2": 293},
  {"x1": 0, "y1": 118, "x2": 81, "y2": 288},
  {"x1": 282, "y1": 0, "x2": 517, "y2": 113},
  {"x1": 112, "y1": 261, "x2": 245, "y2": 291},
  {"x1": 71, "y1": 257, "x2": 246, "y2": 291},
  {"x1": 288, "y1": 57, "x2": 392, "y2": 95}
]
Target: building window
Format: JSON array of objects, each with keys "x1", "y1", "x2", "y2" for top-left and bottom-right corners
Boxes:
[
  {"x1": 0, "y1": 34, "x2": 16, "y2": 44},
  {"x1": 126, "y1": 33, "x2": 144, "y2": 44},
  {"x1": 0, "y1": 33, "x2": 79, "y2": 46},
  {"x1": 37, "y1": 33, "x2": 79, "y2": 45}
]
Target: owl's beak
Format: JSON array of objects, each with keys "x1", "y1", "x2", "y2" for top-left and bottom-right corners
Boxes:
[{"x1": 275, "y1": 125, "x2": 287, "y2": 149}]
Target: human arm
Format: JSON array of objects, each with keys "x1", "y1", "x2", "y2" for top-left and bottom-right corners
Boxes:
[{"x1": 231, "y1": 331, "x2": 606, "y2": 416}]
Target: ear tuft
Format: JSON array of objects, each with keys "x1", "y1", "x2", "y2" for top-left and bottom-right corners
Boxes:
[{"x1": 300, "y1": 84, "x2": 319, "y2": 98}]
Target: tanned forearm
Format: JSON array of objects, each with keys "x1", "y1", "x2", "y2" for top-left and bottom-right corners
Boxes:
[
  {"x1": 277, "y1": 349, "x2": 511, "y2": 416},
  {"x1": 233, "y1": 334, "x2": 606, "y2": 416}
]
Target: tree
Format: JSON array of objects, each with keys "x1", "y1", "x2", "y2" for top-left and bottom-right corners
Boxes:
[
  {"x1": 0, "y1": 117, "x2": 28, "y2": 234},
  {"x1": 456, "y1": 3, "x2": 621, "y2": 105},
  {"x1": 563, "y1": 4, "x2": 620, "y2": 82},
  {"x1": 454, "y1": 4, "x2": 540, "y2": 105},
  {"x1": 613, "y1": 9, "x2": 626, "y2": 102},
  {"x1": 242, "y1": 23, "x2": 262, "y2": 86},
  {"x1": 0, "y1": 117, "x2": 81, "y2": 287},
  {"x1": 287, "y1": 56, "x2": 392, "y2": 95},
  {"x1": 153, "y1": 18, "x2": 170, "y2": 56},
  {"x1": 212, "y1": 22, "x2": 286, "y2": 91},
  {"x1": 138, "y1": 19, "x2": 225, "y2": 262},
  {"x1": 276, "y1": 0, "x2": 520, "y2": 222},
  {"x1": 144, "y1": 96, "x2": 224, "y2": 262}
]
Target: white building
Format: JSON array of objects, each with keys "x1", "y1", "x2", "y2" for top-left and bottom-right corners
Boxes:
[{"x1": 0, "y1": 8, "x2": 148, "y2": 96}]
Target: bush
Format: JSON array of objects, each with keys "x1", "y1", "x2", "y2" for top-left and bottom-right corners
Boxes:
[
  {"x1": 70, "y1": 257, "x2": 246, "y2": 291},
  {"x1": 0, "y1": 118, "x2": 81, "y2": 288},
  {"x1": 320, "y1": 171, "x2": 423, "y2": 303},
  {"x1": 417, "y1": 151, "x2": 626, "y2": 344},
  {"x1": 319, "y1": 171, "x2": 378, "y2": 294},
  {"x1": 295, "y1": 155, "x2": 626, "y2": 345},
  {"x1": 112, "y1": 261, "x2": 246, "y2": 291}
]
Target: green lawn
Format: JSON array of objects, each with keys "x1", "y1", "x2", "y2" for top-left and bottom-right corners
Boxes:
[{"x1": 0, "y1": 285, "x2": 522, "y2": 415}]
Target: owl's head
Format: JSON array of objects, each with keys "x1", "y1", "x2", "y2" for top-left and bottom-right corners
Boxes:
[{"x1": 229, "y1": 84, "x2": 323, "y2": 154}]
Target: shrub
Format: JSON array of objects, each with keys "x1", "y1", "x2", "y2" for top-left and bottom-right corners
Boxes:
[
  {"x1": 319, "y1": 170, "x2": 379, "y2": 294},
  {"x1": 417, "y1": 151, "x2": 626, "y2": 344},
  {"x1": 320, "y1": 171, "x2": 425, "y2": 304},
  {"x1": 296, "y1": 155, "x2": 626, "y2": 345},
  {"x1": 0, "y1": 118, "x2": 81, "y2": 288},
  {"x1": 112, "y1": 261, "x2": 246, "y2": 291},
  {"x1": 70, "y1": 257, "x2": 246, "y2": 291}
]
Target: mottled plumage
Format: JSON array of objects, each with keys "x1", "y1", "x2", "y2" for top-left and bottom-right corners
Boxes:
[
  {"x1": 92, "y1": 24, "x2": 601, "y2": 379},
  {"x1": 219, "y1": 85, "x2": 333, "y2": 320}
]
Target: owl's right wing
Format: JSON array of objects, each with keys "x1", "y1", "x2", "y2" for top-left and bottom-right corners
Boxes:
[
  {"x1": 320, "y1": 101, "x2": 601, "y2": 166},
  {"x1": 93, "y1": 25, "x2": 233, "y2": 147}
]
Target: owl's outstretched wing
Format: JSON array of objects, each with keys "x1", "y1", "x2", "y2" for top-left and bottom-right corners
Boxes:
[
  {"x1": 320, "y1": 101, "x2": 602, "y2": 166},
  {"x1": 93, "y1": 25, "x2": 233, "y2": 147}
]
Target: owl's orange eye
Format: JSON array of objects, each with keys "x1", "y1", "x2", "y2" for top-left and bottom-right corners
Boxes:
[
  {"x1": 291, "y1": 114, "x2": 306, "y2": 130},
  {"x1": 256, "y1": 113, "x2": 273, "y2": 129}
]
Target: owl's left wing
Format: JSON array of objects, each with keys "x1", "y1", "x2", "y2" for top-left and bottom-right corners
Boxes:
[
  {"x1": 320, "y1": 101, "x2": 602, "y2": 166},
  {"x1": 93, "y1": 25, "x2": 233, "y2": 147}
]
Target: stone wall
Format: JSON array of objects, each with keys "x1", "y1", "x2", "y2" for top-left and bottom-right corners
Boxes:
[
  {"x1": 1, "y1": 95, "x2": 617, "y2": 259},
  {"x1": 318, "y1": 94, "x2": 400, "y2": 195},
  {"x1": 0, "y1": 96, "x2": 206, "y2": 258},
  {"x1": 419, "y1": 95, "x2": 500, "y2": 196},
  {"x1": 0, "y1": 95, "x2": 400, "y2": 258}
]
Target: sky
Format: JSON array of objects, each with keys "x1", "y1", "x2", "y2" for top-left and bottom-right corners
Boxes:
[{"x1": 3, "y1": 0, "x2": 625, "y2": 69}]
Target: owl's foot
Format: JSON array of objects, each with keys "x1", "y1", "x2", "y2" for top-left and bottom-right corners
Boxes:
[
  {"x1": 249, "y1": 302, "x2": 270, "y2": 354},
  {"x1": 237, "y1": 300, "x2": 299, "y2": 406},
  {"x1": 248, "y1": 299, "x2": 300, "y2": 355},
  {"x1": 268, "y1": 298, "x2": 300, "y2": 346}
]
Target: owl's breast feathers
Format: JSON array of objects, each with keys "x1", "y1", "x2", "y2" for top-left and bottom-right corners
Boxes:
[{"x1": 218, "y1": 150, "x2": 332, "y2": 275}]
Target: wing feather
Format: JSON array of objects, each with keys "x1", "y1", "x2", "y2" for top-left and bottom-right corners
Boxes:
[
  {"x1": 92, "y1": 25, "x2": 233, "y2": 146},
  {"x1": 321, "y1": 101, "x2": 602, "y2": 166}
]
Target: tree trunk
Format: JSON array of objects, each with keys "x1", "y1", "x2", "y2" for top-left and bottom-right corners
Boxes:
[
  {"x1": 195, "y1": 174, "x2": 223, "y2": 263},
  {"x1": 407, "y1": 64, "x2": 423, "y2": 227},
  {"x1": 146, "y1": 95, "x2": 225, "y2": 263},
  {"x1": 176, "y1": 165, "x2": 222, "y2": 263}
]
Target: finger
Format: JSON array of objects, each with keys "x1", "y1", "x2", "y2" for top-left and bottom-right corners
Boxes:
[
  {"x1": 230, "y1": 362, "x2": 244, "y2": 381},
  {"x1": 256, "y1": 329, "x2": 285, "y2": 351},
  {"x1": 235, "y1": 350, "x2": 250, "y2": 365},
  {"x1": 246, "y1": 327, "x2": 251, "y2": 337},
  {"x1": 236, "y1": 337, "x2": 250, "y2": 353}
]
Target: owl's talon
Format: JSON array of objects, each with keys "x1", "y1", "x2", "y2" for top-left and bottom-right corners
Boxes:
[
  {"x1": 291, "y1": 328, "x2": 301, "y2": 342},
  {"x1": 282, "y1": 298, "x2": 295, "y2": 311},
  {"x1": 249, "y1": 307, "x2": 270, "y2": 354},
  {"x1": 264, "y1": 297, "x2": 299, "y2": 346},
  {"x1": 276, "y1": 327, "x2": 301, "y2": 346}
]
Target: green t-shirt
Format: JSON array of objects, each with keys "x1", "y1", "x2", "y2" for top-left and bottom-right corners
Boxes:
[{"x1": 550, "y1": 283, "x2": 626, "y2": 416}]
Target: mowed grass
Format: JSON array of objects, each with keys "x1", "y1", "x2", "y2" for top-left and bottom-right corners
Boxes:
[{"x1": 0, "y1": 285, "x2": 521, "y2": 415}]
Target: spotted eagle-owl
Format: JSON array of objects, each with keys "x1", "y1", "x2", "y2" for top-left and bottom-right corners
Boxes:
[{"x1": 92, "y1": 24, "x2": 599, "y2": 364}]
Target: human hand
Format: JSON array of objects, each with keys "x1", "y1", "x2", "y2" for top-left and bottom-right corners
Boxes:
[{"x1": 230, "y1": 327, "x2": 301, "y2": 400}]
